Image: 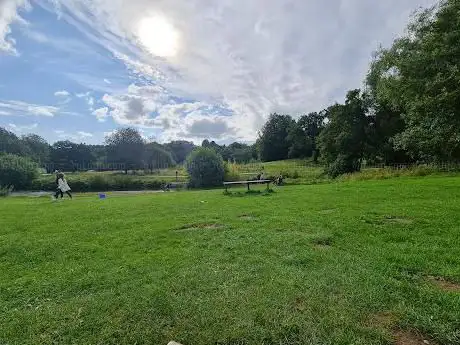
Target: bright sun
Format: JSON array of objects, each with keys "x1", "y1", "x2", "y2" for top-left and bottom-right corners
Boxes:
[{"x1": 137, "y1": 15, "x2": 179, "y2": 57}]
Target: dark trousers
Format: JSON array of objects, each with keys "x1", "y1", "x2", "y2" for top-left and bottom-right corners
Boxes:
[{"x1": 55, "y1": 189, "x2": 72, "y2": 199}]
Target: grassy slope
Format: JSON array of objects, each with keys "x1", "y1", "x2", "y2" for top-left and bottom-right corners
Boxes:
[{"x1": 1, "y1": 177, "x2": 459, "y2": 345}]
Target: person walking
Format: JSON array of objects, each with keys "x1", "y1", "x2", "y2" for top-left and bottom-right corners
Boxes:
[{"x1": 54, "y1": 171, "x2": 72, "y2": 199}]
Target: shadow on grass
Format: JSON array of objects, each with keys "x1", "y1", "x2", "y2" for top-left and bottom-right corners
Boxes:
[{"x1": 223, "y1": 189, "x2": 275, "y2": 197}]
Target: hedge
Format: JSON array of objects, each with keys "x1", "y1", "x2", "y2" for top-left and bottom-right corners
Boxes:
[{"x1": 30, "y1": 175, "x2": 166, "y2": 192}]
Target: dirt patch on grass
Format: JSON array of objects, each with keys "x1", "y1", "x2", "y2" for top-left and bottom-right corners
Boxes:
[
  {"x1": 238, "y1": 214, "x2": 257, "y2": 221},
  {"x1": 427, "y1": 276, "x2": 460, "y2": 292},
  {"x1": 318, "y1": 209, "x2": 336, "y2": 214},
  {"x1": 366, "y1": 313, "x2": 438, "y2": 345},
  {"x1": 311, "y1": 236, "x2": 333, "y2": 248},
  {"x1": 384, "y1": 215, "x2": 413, "y2": 225},
  {"x1": 393, "y1": 329, "x2": 437, "y2": 345},
  {"x1": 367, "y1": 312, "x2": 398, "y2": 328},
  {"x1": 175, "y1": 223, "x2": 224, "y2": 232},
  {"x1": 293, "y1": 297, "x2": 306, "y2": 312}
]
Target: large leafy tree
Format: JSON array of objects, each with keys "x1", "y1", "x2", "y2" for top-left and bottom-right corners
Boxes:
[
  {"x1": 297, "y1": 112, "x2": 326, "y2": 162},
  {"x1": 164, "y1": 141, "x2": 195, "y2": 164},
  {"x1": 50, "y1": 141, "x2": 95, "y2": 172},
  {"x1": 0, "y1": 127, "x2": 30, "y2": 156},
  {"x1": 319, "y1": 90, "x2": 369, "y2": 177},
  {"x1": 21, "y1": 134, "x2": 50, "y2": 164},
  {"x1": 258, "y1": 113, "x2": 295, "y2": 162},
  {"x1": 286, "y1": 121, "x2": 313, "y2": 159},
  {"x1": 368, "y1": 0, "x2": 460, "y2": 161},
  {"x1": 105, "y1": 128, "x2": 145, "y2": 173},
  {"x1": 143, "y1": 142, "x2": 175, "y2": 171}
]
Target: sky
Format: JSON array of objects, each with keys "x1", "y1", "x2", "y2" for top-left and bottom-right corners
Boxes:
[{"x1": 0, "y1": 0, "x2": 437, "y2": 145}]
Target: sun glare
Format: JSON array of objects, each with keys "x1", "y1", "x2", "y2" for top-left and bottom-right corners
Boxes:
[{"x1": 137, "y1": 15, "x2": 179, "y2": 57}]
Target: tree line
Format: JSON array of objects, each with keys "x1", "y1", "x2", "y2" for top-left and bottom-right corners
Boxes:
[
  {"x1": 0, "y1": 126, "x2": 260, "y2": 173},
  {"x1": 257, "y1": 0, "x2": 460, "y2": 176}
]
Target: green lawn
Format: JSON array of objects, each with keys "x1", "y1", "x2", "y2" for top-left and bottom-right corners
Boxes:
[{"x1": 1, "y1": 177, "x2": 459, "y2": 345}]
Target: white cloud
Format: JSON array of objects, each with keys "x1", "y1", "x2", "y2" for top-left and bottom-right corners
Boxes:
[
  {"x1": 54, "y1": 130, "x2": 94, "y2": 142},
  {"x1": 0, "y1": 0, "x2": 30, "y2": 55},
  {"x1": 0, "y1": 99, "x2": 59, "y2": 116},
  {"x1": 77, "y1": 131, "x2": 93, "y2": 138},
  {"x1": 92, "y1": 107, "x2": 109, "y2": 122},
  {"x1": 8, "y1": 122, "x2": 38, "y2": 133},
  {"x1": 54, "y1": 90, "x2": 70, "y2": 97},
  {"x1": 75, "y1": 91, "x2": 90, "y2": 98},
  {"x1": 39, "y1": 0, "x2": 437, "y2": 141},
  {"x1": 104, "y1": 78, "x2": 111, "y2": 84},
  {"x1": 23, "y1": 29, "x2": 49, "y2": 43}
]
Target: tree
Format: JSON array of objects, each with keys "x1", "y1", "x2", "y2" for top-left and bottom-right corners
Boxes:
[
  {"x1": 0, "y1": 127, "x2": 30, "y2": 156},
  {"x1": 368, "y1": 0, "x2": 460, "y2": 161},
  {"x1": 186, "y1": 147, "x2": 225, "y2": 188},
  {"x1": 297, "y1": 112, "x2": 326, "y2": 162},
  {"x1": 50, "y1": 141, "x2": 95, "y2": 172},
  {"x1": 286, "y1": 121, "x2": 313, "y2": 159},
  {"x1": 0, "y1": 154, "x2": 38, "y2": 190},
  {"x1": 258, "y1": 113, "x2": 295, "y2": 162},
  {"x1": 319, "y1": 90, "x2": 368, "y2": 177},
  {"x1": 164, "y1": 141, "x2": 195, "y2": 164},
  {"x1": 21, "y1": 134, "x2": 50, "y2": 164},
  {"x1": 105, "y1": 128, "x2": 145, "y2": 174},
  {"x1": 143, "y1": 143, "x2": 175, "y2": 171}
]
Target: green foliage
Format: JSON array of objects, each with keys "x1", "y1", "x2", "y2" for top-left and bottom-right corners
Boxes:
[
  {"x1": 105, "y1": 128, "x2": 145, "y2": 173},
  {"x1": 325, "y1": 154, "x2": 361, "y2": 178},
  {"x1": 0, "y1": 185, "x2": 14, "y2": 197},
  {"x1": 367, "y1": 0, "x2": 460, "y2": 161},
  {"x1": 186, "y1": 147, "x2": 225, "y2": 188},
  {"x1": 0, "y1": 154, "x2": 38, "y2": 190},
  {"x1": 50, "y1": 140, "x2": 95, "y2": 172},
  {"x1": 258, "y1": 113, "x2": 295, "y2": 162},
  {"x1": 319, "y1": 90, "x2": 368, "y2": 177},
  {"x1": 164, "y1": 140, "x2": 195, "y2": 164},
  {"x1": 21, "y1": 134, "x2": 50, "y2": 164},
  {"x1": 30, "y1": 173, "x2": 165, "y2": 192},
  {"x1": 143, "y1": 142, "x2": 175, "y2": 170},
  {"x1": 287, "y1": 122, "x2": 313, "y2": 159},
  {"x1": 0, "y1": 128, "x2": 30, "y2": 156}
]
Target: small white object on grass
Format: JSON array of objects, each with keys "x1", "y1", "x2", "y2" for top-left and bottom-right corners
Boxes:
[{"x1": 167, "y1": 342, "x2": 184, "y2": 345}]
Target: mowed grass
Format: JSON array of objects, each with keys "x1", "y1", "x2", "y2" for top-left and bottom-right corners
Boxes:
[{"x1": 1, "y1": 177, "x2": 460, "y2": 345}]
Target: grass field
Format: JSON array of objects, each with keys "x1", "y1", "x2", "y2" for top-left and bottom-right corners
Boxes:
[{"x1": 1, "y1": 177, "x2": 460, "y2": 344}]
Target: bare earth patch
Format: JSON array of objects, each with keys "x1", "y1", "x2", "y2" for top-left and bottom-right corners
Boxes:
[
  {"x1": 367, "y1": 312, "x2": 398, "y2": 328},
  {"x1": 175, "y1": 223, "x2": 224, "y2": 232},
  {"x1": 384, "y1": 215, "x2": 414, "y2": 225},
  {"x1": 393, "y1": 330, "x2": 437, "y2": 345},
  {"x1": 311, "y1": 236, "x2": 334, "y2": 249},
  {"x1": 427, "y1": 276, "x2": 460, "y2": 292},
  {"x1": 238, "y1": 214, "x2": 258, "y2": 221},
  {"x1": 318, "y1": 209, "x2": 336, "y2": 214}
]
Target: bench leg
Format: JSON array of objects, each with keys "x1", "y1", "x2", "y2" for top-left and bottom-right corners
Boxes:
[{"x1": 247, "y1": 183, "x2": 250, "y2": 191}]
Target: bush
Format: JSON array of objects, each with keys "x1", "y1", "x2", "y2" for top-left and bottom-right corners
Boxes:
[
  {"x1": 326, "y1": 154, "x2": 360, "y2": 178},
  {"x1": 30, "y1": 174, "x2": 166, "y2": 192},
  {"x1": 0, "y1": 185, "x2": 14, "y2": 197},
  {"x1": 0, "y1": 154, "x2": 38, "y2": 190},
  {"x1": 186, "y1": 148, "x2": 225, "y2": 188}
]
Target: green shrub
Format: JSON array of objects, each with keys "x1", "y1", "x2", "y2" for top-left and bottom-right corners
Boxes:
[
  {"x1": 30, "y1": 174, "x2": 166, "y2": 192},
  {"x1": 0, "y1": 154, "x2": 38, "y2": 190},
  {"x1": 186, "y1": 148, "x2": 225, "y2": 188},
  {"x1": 326, "y1": 154, "x2": 360, "y2": 178},
  {"x1": 0, "y1": 185, "x2": 14, "y2": 197}
]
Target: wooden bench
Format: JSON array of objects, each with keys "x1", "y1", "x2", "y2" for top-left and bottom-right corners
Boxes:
[{"x1": 223, "y1": 179, "x2": 272, "y2": 192}]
